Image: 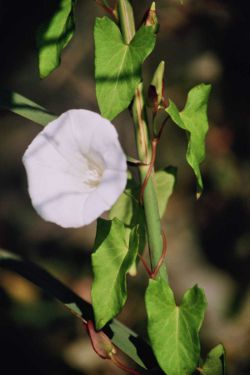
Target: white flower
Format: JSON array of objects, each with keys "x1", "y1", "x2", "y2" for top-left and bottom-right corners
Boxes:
[{"x1": 23, "y1": 109, "x2": 127, "y2": 228}]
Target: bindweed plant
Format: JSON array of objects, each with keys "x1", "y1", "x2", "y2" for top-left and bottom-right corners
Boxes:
[{"x1": 0, "y1": 1, "x2": 226, "y2": 374}]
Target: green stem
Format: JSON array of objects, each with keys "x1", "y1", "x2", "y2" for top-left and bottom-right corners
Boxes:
[
  {"x1": 117, "y1": 0, "x2": 168, "y2": 281},
  {"x1": 117, "y1": 0, "x2": 135, "y2": 44},
  {"x1": 132, "y1": 84, "x2": 168, "y2": 282}
]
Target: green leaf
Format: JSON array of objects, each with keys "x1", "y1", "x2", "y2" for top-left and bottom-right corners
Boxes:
[
  {"x1": 109, "y1": 177, "x2": 140, "y2": 226},
  {"x1": 155, "y1": 166, "x2": 176, "y2": 218},
  {"x1": 166, "y1": 84, "x2": 212, "y2": 197},
  {"x1": 145, "y1": 279, "x2": 207, "y2": 375},
  {"x1": 0, "y1": 248, "x2": 154, "y2": 370},
  {"x1": 201, "y1": 344, "x2": 226, "y2": 375},
  {"x1": 95, "y1": 16, "x2": 156, "y2": 120},
  {"x1": 37, "y1": 0, "x2": 75, "y2": 78},
  {"x1": 109, "y1": 177, "x2": 146, "y2": 275},
  {"x1": 0, "y1": 89, "x2": 57, "y2": 126},
  {"x1": 91, "y1": 218, "x2": 139, "y2": 329}
]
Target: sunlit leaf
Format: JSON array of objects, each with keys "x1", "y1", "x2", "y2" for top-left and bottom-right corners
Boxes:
[
  {"x1": 91, "y1": 219, "x2": 139, "y2": 329},
  {"x1": 166, "y1": 84, "x2": 212, "y2": 197},
  {"x1": 201, "y1": 344, "x2": 226, "y2": 375},
  {"x1": 0, "y1": 89, "x2": 56, "y2": 126},
  {"x1": 155, "y1": 166, "x2": 176, "y2": 218},
  {"x1": 146, "y1": 279, "x2": 207, "y2": 375},
  {"x1": 95, "y1": 16, "x2": 156, "y2": 120},
  {"x1": 37, "y1": 0, "x2": 76, "y2": 78}
]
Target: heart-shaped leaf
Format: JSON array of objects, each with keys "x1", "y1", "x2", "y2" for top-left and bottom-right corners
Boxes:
[
  {"x1": 166, "y1": 84, "x2": 211, "y2": 197},
  {"x1": 37, "y1": 0, "x2": 76, "y2": 78},
  {"x1": 91, "y1": 218, "x2": 139, "y2": 329},
  {"x1": 145, "y1": 279, "x2": 207, "y2": 375},
  {"x1": 95, "y1": 16, "x2": 156, "y2": 120}
]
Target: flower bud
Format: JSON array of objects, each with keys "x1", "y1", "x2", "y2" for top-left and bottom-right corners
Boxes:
[
  {"x1": 148, "y1": 61, "x2": 166, "y2": 112},
  {"x1": 143, "y1": 2, "x2": 159, "y2": 34}
]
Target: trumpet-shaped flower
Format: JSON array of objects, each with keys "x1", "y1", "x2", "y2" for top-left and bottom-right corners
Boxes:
[{"x1": 23, "y1": 110, "x2": 127, "y2": 228}]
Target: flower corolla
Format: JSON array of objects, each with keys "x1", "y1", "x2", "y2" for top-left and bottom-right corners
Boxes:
[{"x1": 23, "y1": 109, "x2": 127, "y2": 228}]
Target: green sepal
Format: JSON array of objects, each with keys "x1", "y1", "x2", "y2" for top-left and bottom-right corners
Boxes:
[
  {"x1": 166, "y1": 83, "x2": 212, "y2": 197},
  {"x1": 95, "y1": 16, "x2": 156, "y2": 120},
  {"x1": 91, "y1": 218, "x2": 139, "y2": 330},
  {"x1": 37, "y1": 0, "x2": 76, "y2": 78},
  {"x1": 155, "y1": 166, "x2": 176, "y2": 218},
  {"x1": 145, "y1": 279, "x2": 207, "y2": 375}
]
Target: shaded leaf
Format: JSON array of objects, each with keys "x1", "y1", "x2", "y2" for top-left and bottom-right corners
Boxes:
[
  {"x1": 109, "y1": 177, "x2": 140, "y2": 226},
  {"x1": 37, "y1": 0, "x2": 76, "y2": 78},
  {"x1": 109, "y1": 177, "x2": 146, "y2": 275},
  {"x1": 146, "y1": 279, "x2": 207, "y2": 375},
  {"x1": 201, "y1": 344, "x2": 226, "y2": 375},
  {"x1": 0, "y1": 248, "x2": 153, "y2": 369},
  {"x1": 0, "y1": 89, "x2": 57, "y2": 126},
  {"x1": 95, "y1": 16, "x2": 156, "y2": 120},
  {"x1": 91, "y1": 219, "x2": 139, "y2": 329},
  {"x1": 155, "y1": 166, "x2": 176, "y2": 218},
  {"x1": 166, "y1": 84, "x2": 212, "y2": 197}
]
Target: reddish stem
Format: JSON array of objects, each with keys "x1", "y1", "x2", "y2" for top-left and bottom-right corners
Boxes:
[
  {"x1": 138, "y1": 253, "x2": 152, "y2": 276},
  {"x1": 139, "y1": 114, "x2": 169, "y2": 205},
  {"x1": 84, "y1": 321, "x2": 141, "y2": 374},
  {"x1": 138, "y1": 229, "x2": 167, "y2": 279},
  {"x1": 151, "y1": 229, "x2": 167, "y2": 279},
  {"x1": 86, "y1": 320, "x2": 115, "y2": 359}
]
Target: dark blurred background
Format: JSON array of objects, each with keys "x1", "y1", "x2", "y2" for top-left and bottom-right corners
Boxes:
[{"x1": 0, "y1": 0, "x2": 249, "y2": 374}]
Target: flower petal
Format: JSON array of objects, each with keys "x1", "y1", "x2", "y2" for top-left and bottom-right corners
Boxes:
[
  {"x1": 23, "y1": 109, "x2": 127, "y2": 228},
  {"x1": 83, "y1": 169, "x2": 127, "y2": 224}
]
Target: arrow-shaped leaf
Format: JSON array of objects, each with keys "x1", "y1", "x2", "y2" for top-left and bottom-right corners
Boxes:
[
  {"x1": 0, "y1": 89, "x2": 57, "y2": 126},
  {"x1": 0, "y1": 248, "x2": 157, "y2": 370},
  {"x1": 37, "y1": 0, "x2": 76, "y2": 78},
  {"x1": 166, "y1": 84, "x2": 211, "y2": 197},
  {"x1": 91, "y1": 218, "x2": 139, "y2": 330},
  {"x1": 95, "y1": 16, "x2": 156, "y2": 120},
  {"x1": 145, "y1": 279, "x2": 207, "y2": 375}
]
